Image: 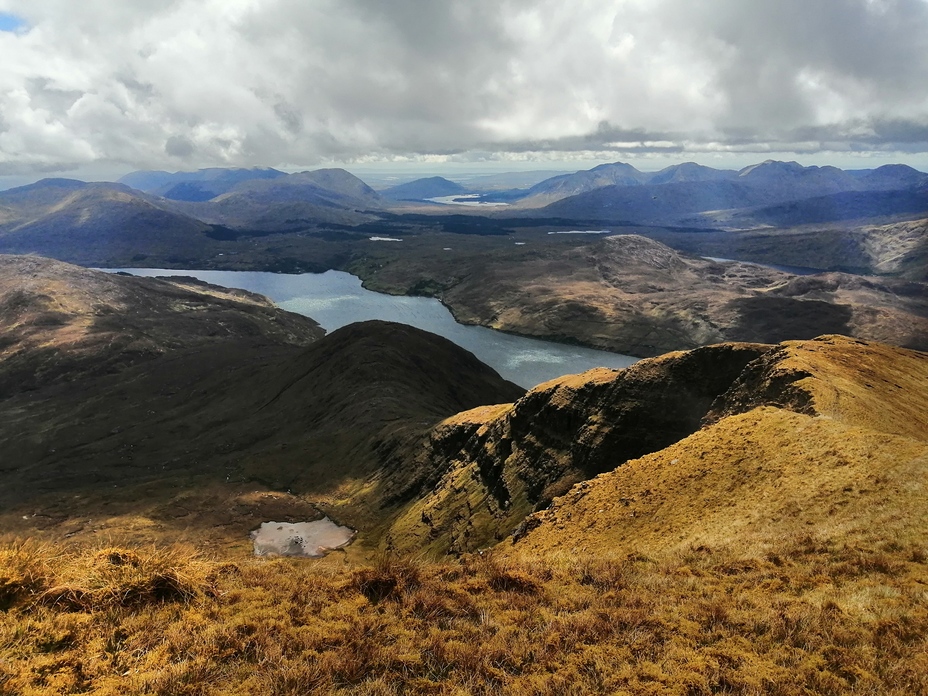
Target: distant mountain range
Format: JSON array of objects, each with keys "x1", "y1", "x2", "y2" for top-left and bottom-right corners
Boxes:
[
  {"x1": 118, "y1": 167, "x2": 287, "y2": 201},
  {"x1": 109, "y1": 160, "x2": 928, "y2": 229},
  {"x1": 537, "y1": 160, "x2": 928, "y2": 226},
  {"x1": 0, "y1": 168, "x2": 387, "y2": 263},
  {"x1": 1, "y1": 160, "x2": 926, "y2": 281}
]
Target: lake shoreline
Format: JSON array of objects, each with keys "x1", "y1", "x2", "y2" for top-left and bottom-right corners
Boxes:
[{"x1": 102, "y1": 267, "x2": 638, "y2": 388}]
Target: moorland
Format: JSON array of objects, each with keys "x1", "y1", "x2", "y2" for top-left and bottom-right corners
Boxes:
[{"x1": 1, "y1": 160, "x2": 927, "y2": 694}]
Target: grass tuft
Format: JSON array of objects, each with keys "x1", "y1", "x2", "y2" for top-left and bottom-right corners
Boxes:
[
  {"x1": 2, "y1": 537, "x2": 928, "y2": 694},
  {"x1": 352, "y1": 553, "x2": 421, "y2": 604}
]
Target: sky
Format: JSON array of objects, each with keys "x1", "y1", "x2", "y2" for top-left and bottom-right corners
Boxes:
[{"x1": 2, "y1": 0, "x2": 928, "y2": 188}]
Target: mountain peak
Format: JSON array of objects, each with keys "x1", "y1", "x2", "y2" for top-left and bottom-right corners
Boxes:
[
  {"x1": 382, "y1": 176, "x2": 467, "y2": 200},
  {"x1": 738, "y1": 160, "x2": 804, "y2": 177}
]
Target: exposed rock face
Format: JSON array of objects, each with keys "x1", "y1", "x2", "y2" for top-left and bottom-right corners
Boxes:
[
  {"x1": 705, "y1": 334, "x2": 928, "y2": 441},
  {"x1": 386, "y1": 342, "x2": 772, "y2": 555},
  {"x1": 387, "y1": 334, "x2": 928, "y2": 558},
  {"x1": 504, "y1": 335, "x2": 928, "y2": 559}
]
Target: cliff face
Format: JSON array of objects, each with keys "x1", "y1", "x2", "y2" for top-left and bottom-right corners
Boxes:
[
  {"x1": 505, "y1": 335, "x2": 928, "y2": 559},
  {"x1": 386, "y1": 342, "x2": 772, "y2": 554},
  {"x1": 387, "y1": 334, "x2": 928, "y2": 558}
]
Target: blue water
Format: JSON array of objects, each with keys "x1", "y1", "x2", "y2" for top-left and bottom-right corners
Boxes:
[{"x1": 108, "y1": 268, "x2": 638, "y2": 388}]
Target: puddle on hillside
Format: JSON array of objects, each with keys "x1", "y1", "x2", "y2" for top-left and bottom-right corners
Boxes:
[{"x1": 251, "y1": 518, "x2": 356, "y2": 557}]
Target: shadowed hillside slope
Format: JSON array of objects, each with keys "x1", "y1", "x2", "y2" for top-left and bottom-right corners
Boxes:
[
  {"x1": 537, "y1": 160, "x2": 928, "y2": 223},
  {"x1": 119, "y1": 167, "x2": 287, "y2": 200},
  {"x1": 0, "y1": 180, "x2": 224, "y2": 265},
  {"x1": 381, "y1": 176, "x2": 468, "y2": 201},
  {"x1": 0, "y1": 258, "x2": 522, "y2": 551},
  {"x1": 172, "y1": 168, "x2": 385, "y2": 230}
]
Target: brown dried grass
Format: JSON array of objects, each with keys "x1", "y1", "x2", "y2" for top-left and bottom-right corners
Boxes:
[{"x1": 1, "y1": 537, "x2": 927, "y2": 695}]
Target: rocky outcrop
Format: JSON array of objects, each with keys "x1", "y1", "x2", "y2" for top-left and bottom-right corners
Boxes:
[
  {"x1": 386, "y1": 342, "x2": 772, "y2": 555},
  {"x1": 388, "y1": 334, "x2": 928, "y2": 557},
  {"x1": 505, "y1": 336, "x2": 928, "y2": 559}
]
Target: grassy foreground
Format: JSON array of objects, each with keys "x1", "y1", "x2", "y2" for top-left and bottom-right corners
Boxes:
[{"x1": 2, "y1": 537, "x2": 927, "y2": 695}]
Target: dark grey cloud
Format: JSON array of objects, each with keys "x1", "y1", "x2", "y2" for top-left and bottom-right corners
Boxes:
[
  {"x1": 164, "y1": 135, "x2": 195, "y2": 158},
  {"x1": 1, "y1": 0, "x2": 927, "y2": 174}
]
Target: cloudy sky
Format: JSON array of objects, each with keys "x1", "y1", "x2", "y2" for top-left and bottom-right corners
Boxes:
[{"x1": 2, "y1": 0, "x2": 928, "y2": 185}]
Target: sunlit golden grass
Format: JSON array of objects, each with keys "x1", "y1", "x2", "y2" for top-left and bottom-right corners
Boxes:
[{"x1": 2, "y1": 535, "x2": 927, "y2": 695}]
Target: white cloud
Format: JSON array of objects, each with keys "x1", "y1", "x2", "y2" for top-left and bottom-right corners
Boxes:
[{"x1": 0, "y1": 0, "x2": 927, "y2": 176}]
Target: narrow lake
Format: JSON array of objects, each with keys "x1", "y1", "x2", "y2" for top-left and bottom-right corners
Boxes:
[{"x1": 110, "y1": 268, "x2": 638, "y2": 388}]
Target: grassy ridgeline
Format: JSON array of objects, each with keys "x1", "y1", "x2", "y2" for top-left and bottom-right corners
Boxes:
[{"x1": 1, "y1": 538, "x2": 927, "y2": 695}]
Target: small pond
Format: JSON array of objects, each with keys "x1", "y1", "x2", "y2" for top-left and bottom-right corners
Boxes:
[{"x1": 251, "y1": 518, "x2": 356, "y2": 557}]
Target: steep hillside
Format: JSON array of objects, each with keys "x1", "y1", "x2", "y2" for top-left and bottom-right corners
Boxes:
[
  {"x1": 640, "y1": 215, "x2": 928, "y2": 280},
  {"x1": 541, "y1": 178, "x2": 772, "y2": 223},
  {"x1": 647, "y1": 161, "x2": 737, "y2": 184},
  {"x1": 386, "y1": 334, "x2": 928, "y2": 558},
  {"x1": 0, "y1": 254, "x2": 322, "y2": 393},
  {"x1": 515, "y1": 162, "x2": 649, "y2": 206},
  {"x1": 539, "y1": 160, "x2": 928, "y2": 225},
  {"x1": 0, "y1": 258, "x2": 522, "y2": 551},
  {"x1": 175, "y1": 168, "x2": 384, "y2": 229},
  {"x1": 119, "y1": 167, "x2": 286, "y2": 200},
  {"x1": 387, "y1": 343, "x2": 771, "y2": 554},
  {"x1": 704, "y1": 187, "x2": 928, "y2": 228},
  {"x1": 506, "y1": 335, "x2": 928, "y2": 559},
  {"x1": 735, "y1": 160, "x2": 861, "y2": 196},
  {"x1": 859, "y1": 163, "x2": 928, "y2": 190},
  {"x1": 861, "y1": 217, "x2": 928, "y2": 279}
]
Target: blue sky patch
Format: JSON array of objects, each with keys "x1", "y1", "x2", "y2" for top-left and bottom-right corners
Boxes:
[{"x1": 0, "y1": 12, "x2": 26, "y2": 32}]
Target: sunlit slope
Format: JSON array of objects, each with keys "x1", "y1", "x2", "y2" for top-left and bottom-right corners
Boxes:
[
  {"x1": 506, "y1": 335, "x2": 928, "y2": 559},
  {"x1": 386, "y1": 343, "x2": 772, "y2": 555}
]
